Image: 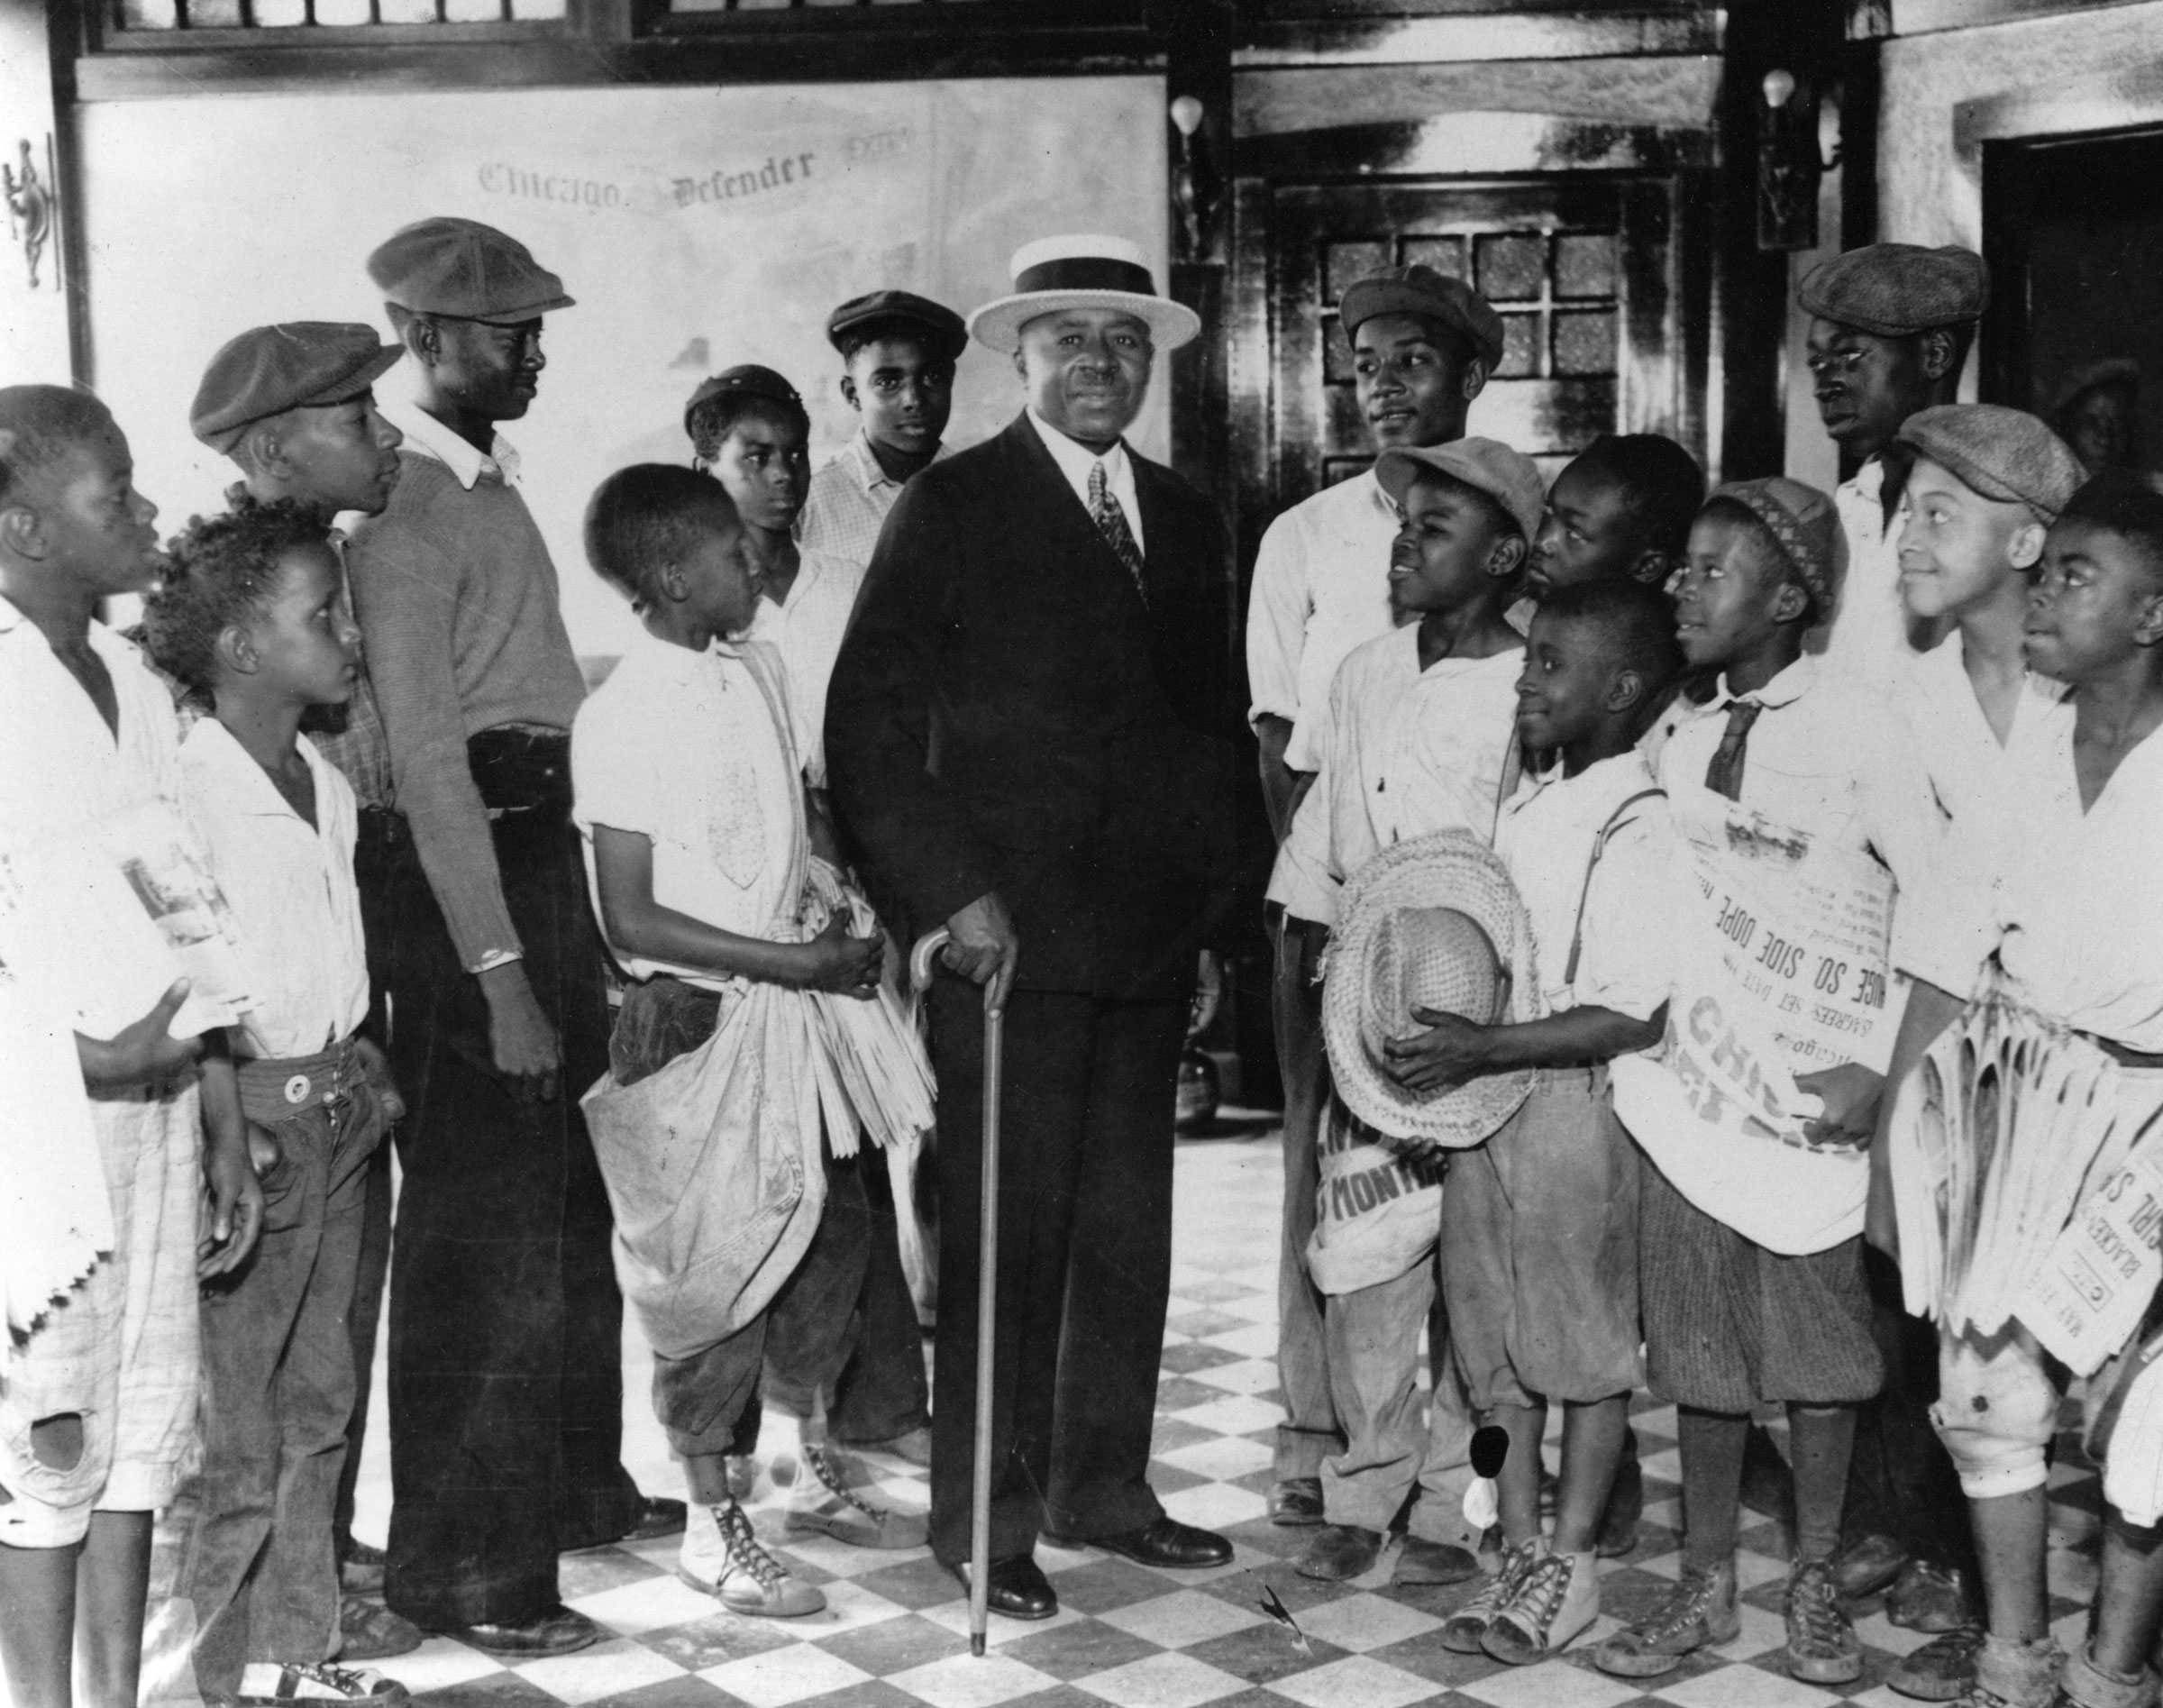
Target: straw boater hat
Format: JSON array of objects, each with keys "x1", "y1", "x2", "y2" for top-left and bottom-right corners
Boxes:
[
  {"x1": 1323, "y1": 830, "x2": 1539, "y2": 1151},
  {"x1": 966, "y1": 234, "x2": 1201, "y2": 355}
]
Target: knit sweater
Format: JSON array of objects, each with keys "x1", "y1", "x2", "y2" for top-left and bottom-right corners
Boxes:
[{"x1": 345, "y1": 449, "x2": 587, "y2": 968}]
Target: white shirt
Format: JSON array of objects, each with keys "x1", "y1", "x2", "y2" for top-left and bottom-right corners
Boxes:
[
  {"x1": 1269, "y1": 627, "x2": 1523, "y2": 928},
  {"x1": 1900, "y1": 709, "x2": 2163, "y2": 1054},
  {"x1": 1656, "y1": 653, "x2": 1937, "y2": 890},
  {"x1": 377, "y1": 395, "x2": 521, "y2": 491},
  {"x1": 1881, "y1": 629, "x2": 2069, "y2": 863},
  {"x1": 1496, "y1": 751, "x2": 1675, "y2": 1022},
  {"x1": 1245, "y1": 470, "x2": 1402, "y2": 774},
  {"x1": 798, "y1": 428, "x2": 948, "y2": 573},
  {"x1": 572, "y1": 629, "x2": 808, "y2": 993},
  {"x1": 178, "y1": 721, "x2": 368, "y2": 1058},
  {"x1": 1026, "y1": 407, "x2": 1144, "y2": 554},
  {"x1": 742, "y1": 546, "x2": 866, "y2": 788},
  {"x1": 1822, "y1": 457, "x2": 1920, "y2": 688}
]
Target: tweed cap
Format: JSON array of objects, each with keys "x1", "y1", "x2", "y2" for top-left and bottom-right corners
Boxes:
[
  {"x1": 1374, "y1": 436, "x2": 1547, "y2": 545},
  {"x1": 1709, "y1": 476, "x2": 1841, "y2": 616},
  {"x1": 366, "y1": 216, "x2": 574, "y2": 324},
  {"x1": 682, "y1": 365, "x2": 805, "y2": 439},
  {"x1": 1339, "y1": 266, "x2": 1506, "y2": 371},
  {"x1": 189, "y1": 323, "x2": 401, "y2": 454},
  {"x1": 1898, "y1": 404, "x2": 2087, "y2": 524},
  {"x1": 826, "y1": 290, "x2": 968, "y2": 363},
  {"x1": 1796, "y1": 243, "x2": 1987, "y2": 337}
]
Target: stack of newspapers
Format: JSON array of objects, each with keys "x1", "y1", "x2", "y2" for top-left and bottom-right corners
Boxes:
[
  {"x1": 800, "y1": 858, "x2": 936, "y2": 1158},
  {"x1": 1887, "y1": 981, "x2": 2163, "y2": 1374}
]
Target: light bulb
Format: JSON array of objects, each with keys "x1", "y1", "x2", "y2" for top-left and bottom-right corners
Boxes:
[
  {"x1": 1762, "y1": 69, "x2": 1796, "y2": 111},
  {"x1": 1170, "y1": 96, "x2": 1205, "y2": 138}
]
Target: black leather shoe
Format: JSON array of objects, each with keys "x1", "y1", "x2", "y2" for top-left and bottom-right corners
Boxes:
[
  {"x1": 1268, "y1": 1476, "x2": 1325, "y2": 1527},
  {"x1": 1053, "y1": 1516, "x2": 1232, "y2": 1568},
  {"x1": 953, "y1": 1555, "x2": 1057, "y2": 1621},
  {"x1": 437, "y1": 1604, "x2": 601, "y2": 1658},
  {"x1": 623, "y1": 1494, "x2": 688, "y2": 1541}
]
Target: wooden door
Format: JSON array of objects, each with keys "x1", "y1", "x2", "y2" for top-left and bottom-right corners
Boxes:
[{"x1": 1233, "y1": 174, "x2": 1704, "y2": 554}]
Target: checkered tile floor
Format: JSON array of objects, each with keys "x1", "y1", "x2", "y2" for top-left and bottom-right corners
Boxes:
[{"x1": 333, "y1": 1125, "x2": 2109, "y2": 1708}]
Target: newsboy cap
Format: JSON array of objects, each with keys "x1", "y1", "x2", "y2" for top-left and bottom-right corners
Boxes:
[
  {"x1": 1339, "y1": 266, "x2": 1506, "y2": 372},
  {"x1": 1796, "y1": 243, "x2": 1987, "y2": 338},
  {"x1": 826, "y1": 290, "x2": 968, "y2": 363},
  {"x1": 366, "y1": 217, "x2": 574, "y2": 324},
  {"x1": 1711, "y1": 476, "x2": 1842, "y2": 617},
  {"x1": 190, "y1": 323, "x2": 402, "y2": 455},
  {"x1": 1897, "y1": 404, "x2": 2087, "y2": 525},
  {"x1": 1374, "y1": 437, "x2": 1547, "y2": 547}
]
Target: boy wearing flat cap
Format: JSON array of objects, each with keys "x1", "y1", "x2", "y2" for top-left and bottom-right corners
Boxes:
[
  {"x1": 343, "y1": 216, "x2": 666, "y2": 1658},
  {"x1": 1245, "y1": 262, "x2": 1502, "y2": 1530},
  {"x1": 1269, "y1": 437, "x2": 1535, "y2": 1589},
  {"x1": 176, "y1": 319, "x2": 423, "y2": 1666},
  {"x1": 1797, "y1": 241, "x2": 1995, "y2": 1635},
  {"x1": 799, "y1": 289, "x2": 967, "y2": 576},
  {"x1": 1596, "y1": 478, "x2": 1935, "y2": 1689},
  {"x1": 1799, "y1": 242, "x2": 1988, "y2": 689},
  {"x1": 1848, "y1": 405, "x2": 2087, "y2": 1703}
]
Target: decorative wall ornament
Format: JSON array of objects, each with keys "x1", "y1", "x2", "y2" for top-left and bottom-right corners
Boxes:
[{"x1": 5, "y1": 135, "x2": 58, "y2": 291}]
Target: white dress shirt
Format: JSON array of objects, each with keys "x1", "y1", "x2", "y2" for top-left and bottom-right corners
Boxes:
[
  {"x1": 572, "y1": 628, "x2": 808, "y2": 994},
  {"x1": 1656, "y1": 653, "x2": 1938, "y2": 891},
  {"x1": 1899, "y1": 708, "x2": 2163, "y2": 1054},
  {"x1": 743, "y1": 545, "x2": 867, "y2": 788},
  {"x1": 1822, "y1": 456, "x2": 1921, "y2": 689},
  {"x1": 1269, "y1": 626, "x2": 1522, "y2": 928},
  {"x1": 1026, "y1": 407, "x2": 1144, "y2": 554},
  {"x1": 1245, "y1": 470, "x2": 1402, "y2": 775},
  {"x1": 1496, "y1": 751, "x2": 1676, "y2": 1022},
  {"x1": 377, "y1": 395, "x2": 521, "y2": 490},
  {"x1": 178, "y1": 720, "x2": 369, "y2": 1059}
]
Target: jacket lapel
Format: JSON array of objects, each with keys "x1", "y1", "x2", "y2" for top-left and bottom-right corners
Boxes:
[{"x1": 1002, "y1": 414, "x2": 1154, "y2": 610}]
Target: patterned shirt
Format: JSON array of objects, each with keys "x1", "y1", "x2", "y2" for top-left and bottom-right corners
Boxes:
[{"x1": 798, "y1": 428, "x2": 949, "y2": 573}]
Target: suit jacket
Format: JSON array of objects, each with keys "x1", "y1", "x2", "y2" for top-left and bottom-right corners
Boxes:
[{"x1": 826, "y1": 412, "x2": 1237, "y2": 1001}]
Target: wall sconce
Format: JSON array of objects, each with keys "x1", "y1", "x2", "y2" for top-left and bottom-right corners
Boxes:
[
  {"x1": 1757, "y1": 69, "x2": 1839, "y2": 252},
  {"x1": 5, "y1": 135, "x2": 59, "y2": 291},
  {"x1": 1169, "y1": 94, "x2": 1218, "y2": 260}
]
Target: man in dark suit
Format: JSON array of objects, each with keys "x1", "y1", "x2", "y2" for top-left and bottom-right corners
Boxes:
[{"x1": 826, "y1": 235, "x2": 1238, "y2": 1619}]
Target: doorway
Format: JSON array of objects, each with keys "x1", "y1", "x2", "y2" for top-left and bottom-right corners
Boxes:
[{"x1": 1983, "y1": 125, "x2": 2163, "y2": 477}]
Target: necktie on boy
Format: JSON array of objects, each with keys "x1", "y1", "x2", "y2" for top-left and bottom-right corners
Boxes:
[
  {"x1": 1703, "y1": 699, "x2": 1763, "y2": 801},
  {"x1": 1088, "y1": 460, "x2": 1147, "y2": 605}
]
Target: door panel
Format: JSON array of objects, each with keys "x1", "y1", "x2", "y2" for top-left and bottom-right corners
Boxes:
[{"x1": 1245, "y1": 175, "x2": 1697, "y2": 522}]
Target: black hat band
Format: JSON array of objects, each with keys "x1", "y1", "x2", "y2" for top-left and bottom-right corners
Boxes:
[{"x1": 1012, "y1": 256, "x2": 1157, "y2": 298}]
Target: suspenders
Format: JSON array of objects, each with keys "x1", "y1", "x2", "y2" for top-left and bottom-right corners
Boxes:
[{"x1": 1561, "y1": 787, "x2": 1666, "y2": 986}]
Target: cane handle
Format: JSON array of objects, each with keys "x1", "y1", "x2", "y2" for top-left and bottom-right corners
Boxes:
[{"x1": 908, "y1": 927, "x2": 952, "y2": 995}]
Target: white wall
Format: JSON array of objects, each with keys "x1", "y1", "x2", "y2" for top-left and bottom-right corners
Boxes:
[{"x1": 74, "y1": 78, "x2": 1168, "y2": 656}]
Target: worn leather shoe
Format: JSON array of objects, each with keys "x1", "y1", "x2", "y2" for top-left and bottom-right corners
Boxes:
[
  {"x1": 1293, "y1": 1523, "x2": 1383, "y2": 1582},
  {"x1": 955, "y1": 1555, "x2": 1057, "y2": 1621},
  {"x1": 1887, "y1": 1559, "x2": 1977, "y2": 1632},
  {"x1": 339, "y1": 1539, "x2": 387, "y2": 1595},
  {"x1": 1268, "y1": 1476, "x2": 1324, "y2": 1527},
  {"x1": 1831, "y1": 1530, "x2": 1910, "y2": 1601},
  {"x1": 436, "y1": 1603, "x2": 601, "y2": 1658},
  {"x1": 1054, "y1": 1517, "x2": 1231, "y2": 1568},
  {"x1": 623, "y1": 1494, "x2": 689, "y2": 1541}
]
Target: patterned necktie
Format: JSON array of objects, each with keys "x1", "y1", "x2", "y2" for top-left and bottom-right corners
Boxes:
[
  {"x1": 1703, "y1": 699, "x2": 1764, "y2": 801},
  {"x1": 1088, "y1": 460, "x2": 1147, "y2": 605}
]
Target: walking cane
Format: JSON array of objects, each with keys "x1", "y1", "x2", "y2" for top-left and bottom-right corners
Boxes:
[{"x1": 909, "y1": 927, "x2": 1003, "y2": 1657}]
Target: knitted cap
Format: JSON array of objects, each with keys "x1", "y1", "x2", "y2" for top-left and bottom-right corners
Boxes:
[{"x1": 1709, "y1": 476, "x2": 1840, "y2": 615}]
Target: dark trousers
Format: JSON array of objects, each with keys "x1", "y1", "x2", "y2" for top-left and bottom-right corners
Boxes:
[
  {"x1": 177, "y1": 1063, "x2": 387, "y2": 1694},
  {"x1": 333, "y1": 817, "x2": 399, "y2": 1559},
  {"x1": 762, "y1": 1156, "x2": 929, "y2": 1446},
  {"x1": 926, "y1": 983, "x2": 1185, "y2": 1566},
  {"x1": 1842, "y1": 1246, "x2": 1977, "y2": 1572},
  {"x1": 379, "y1": 757, "x2": 636, "y2": 1629},
  {"x1": 609, "y1": 974, "x2": 870, "y2": 1461}
]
